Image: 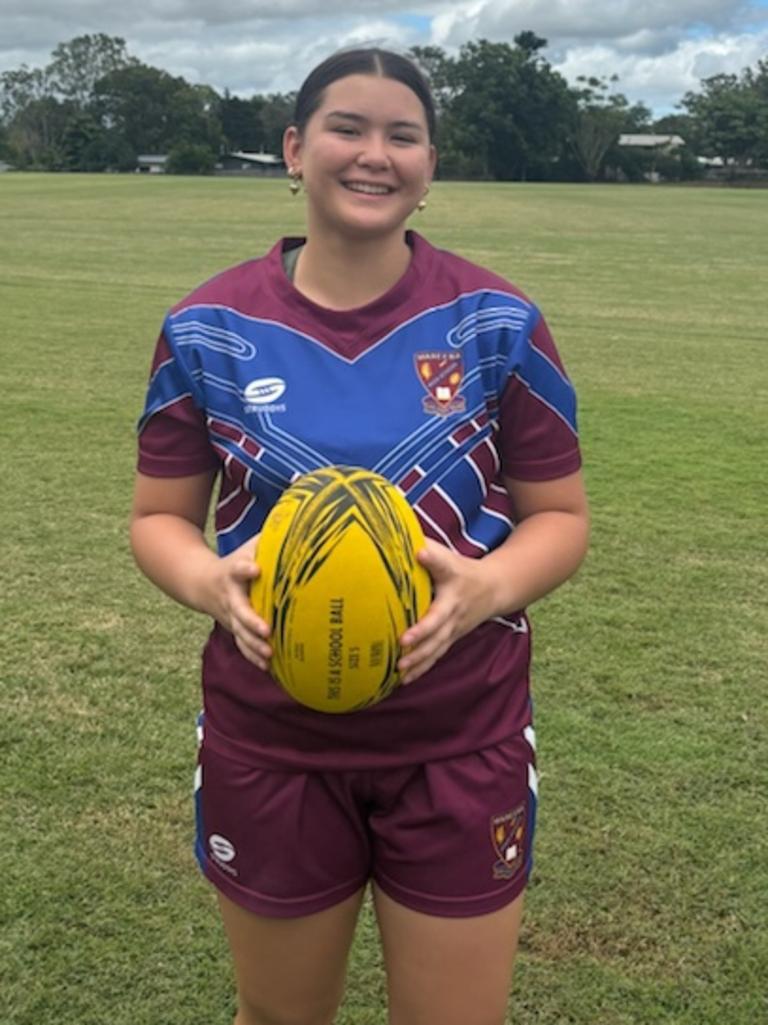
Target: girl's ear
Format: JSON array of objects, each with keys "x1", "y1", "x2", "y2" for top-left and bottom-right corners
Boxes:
[{"x1": 283, "y1": 125, "x2": 301, "y2": 172}]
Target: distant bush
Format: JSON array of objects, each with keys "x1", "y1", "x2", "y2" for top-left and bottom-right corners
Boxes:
[{"x1": 165, "y1": 143, "x2": 216, "y2": 175}]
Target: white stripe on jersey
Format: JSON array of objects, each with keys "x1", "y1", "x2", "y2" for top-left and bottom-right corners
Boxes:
[
  {"x1": 415, "y1": 505, "x2": 453, "y2": 549},
  {"x1": 447, "y1": 305, "x2": 531, "y2": 349},
  {"x1": 433, "y1": 483, "x2": 490, "y2": 553},
  {"x1": 173, "y1": 319, "x2": 257, "y2": 361},
  {"x1": 217, "y1": 495, "x2": 257, "y2": 537},
  {"x1": 510, "y1": 371, "x2": 578, "y2": 436}
]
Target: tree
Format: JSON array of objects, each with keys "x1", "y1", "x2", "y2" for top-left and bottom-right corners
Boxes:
[
  {"x1": 219, "y1": 91, "x2": 266, "y2": 152},
  {"x1": 682, "y1": 71, "x2": 765, "y2": 171},
  {"x1": 259, "y1": 92, "x2": 296, "y2": 154},
  {"x1": 745, "y1": 59, "x2": 768, "y2": 165},
  {"x1": 0, "y1": 36, "x2": 137, "y2": 169},
  {"x1": 408, "y1": 45, "x2": 458, "y2": 118},
  {"x1": 92, "y1": 63, "x2": 223, "y2": 162},
  {"x1": 570, "y1": 76, "x2": 651, "y2": 180},
  {"x1": 48, "y1": 34, "x2": 136, "y2": 107},
  {"x1": 166, "y1": 141, "x2": 216, "y2": 174},
  {"x1": 443, "y1": 37, "x2": 573, "y2": 180}
]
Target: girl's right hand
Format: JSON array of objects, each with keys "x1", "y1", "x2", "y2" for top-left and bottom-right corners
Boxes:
[{"x1": 211, "y1": 535, "x2": 272, "y2": 670}]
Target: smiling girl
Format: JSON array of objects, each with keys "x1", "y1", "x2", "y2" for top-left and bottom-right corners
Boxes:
[{"x1": 131, "y1": 47, "x2": 588, "y2": 1025}]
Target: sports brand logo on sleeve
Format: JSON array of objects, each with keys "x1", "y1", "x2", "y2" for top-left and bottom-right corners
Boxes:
[
  {"x1": 491, "y1": 804, "x2": 526, "y2": 879},
  {"x1": 414, "y1": 352, "x2": 466, "y2": 416}
]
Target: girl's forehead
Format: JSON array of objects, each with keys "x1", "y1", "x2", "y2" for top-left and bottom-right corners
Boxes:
[{"x1": 313, "y1": 74, "x2": 428, "y2": 123}]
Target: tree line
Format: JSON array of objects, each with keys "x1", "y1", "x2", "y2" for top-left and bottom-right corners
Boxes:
[{"x1": 1, "y1": 32, "x2": 766, "y2": 180}]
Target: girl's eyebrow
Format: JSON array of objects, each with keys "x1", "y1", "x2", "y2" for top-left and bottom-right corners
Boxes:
[{"x1": 325, "y1": 110, "x2": 424, "y2": 132}]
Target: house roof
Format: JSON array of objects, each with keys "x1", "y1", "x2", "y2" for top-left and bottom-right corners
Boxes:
[
  {"x1": 619, "y1": 134, "x2": 685, "y2": 148},
  {"x1": 227, "y1": 151, "x2": 284, "y2": 165}
]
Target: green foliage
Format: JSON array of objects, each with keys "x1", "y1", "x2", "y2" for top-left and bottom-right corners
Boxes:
[
  {"x1": 259, "y1": 92, "x2": 296, "y2": 155},
  {"x1": 166, "y1": 142, "x2": 216, "y2": 175},
  {"x1": 570, "y1": 76, "x2": 652, "y2": 181},
  {"x1": 1, "y1": 175, "x2": 766, "y2": 1024},
  {"x1": 683, "y1": 64, "x2": 768, "y2": 170},
  {"x1": 48, "y1": 34, "x2": 137, "y2": 106},
  {"x1": 219, "y1": 91, "x2": 266, "y2": 151},
  {"x1": 93, "y1": 63, "x2": 221, "y2": 159},
  {"x1": 430, "y1": 37, "x2": 575, "y2": 181},
  {"x1": 1, "y1": 33, "x2": 767, "y2": 179}
]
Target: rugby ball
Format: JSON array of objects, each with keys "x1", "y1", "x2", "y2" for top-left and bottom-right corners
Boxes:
[{"x1": 250, "y1": 466, "x2": 431, "y2": 713}]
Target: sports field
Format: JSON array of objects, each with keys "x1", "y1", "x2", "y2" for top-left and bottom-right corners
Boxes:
[{"x1": 1, "y1": 174, "x2": 766, "y2": 1025}]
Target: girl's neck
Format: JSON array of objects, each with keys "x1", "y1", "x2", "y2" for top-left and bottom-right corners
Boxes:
[{"x1": 293, "y1": 228, "x2": 411, "y2": 311}]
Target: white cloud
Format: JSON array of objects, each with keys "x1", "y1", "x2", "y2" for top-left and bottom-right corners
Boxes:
[
  {"x1": 431, "y1": 0, "x2": 751, "y2": 47},
  {"x1": 0, "y1": 1, "x2": 766, "y2": 112},
  {"x1": 555, "y1": 28, "x2": 768, "y2": 112}
]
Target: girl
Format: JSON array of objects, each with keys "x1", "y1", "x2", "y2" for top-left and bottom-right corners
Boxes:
[{"x1": 131, "y1": 47, "x2": 589, "y2": 1025}]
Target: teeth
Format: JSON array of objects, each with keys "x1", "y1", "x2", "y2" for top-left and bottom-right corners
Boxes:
[{"x1": 345, "y1": 182, "x2": 391, "y2": 194}]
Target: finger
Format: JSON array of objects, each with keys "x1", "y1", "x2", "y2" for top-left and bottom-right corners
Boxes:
[
  {"x1": 416, "y1": 539, "x2": 455, "y2": 575},
  {"x1": 400, "y1": 648, "x2": 442, "y2": 685},
  {"x1": 231, "y1": 600, "x2": 271, "y2": 638},
  {"x1": 399, "y1": 625, "x2": 453, "y2": 683},
  {"x1": 234, "y1": 629, "x2": 273, "y2": 668},
  {"x1": 231, "y1": 558, "x2": 261, "y2": 583},
  {"x1": 400, "y1": 592, "x2": 455, "y2": 648}
]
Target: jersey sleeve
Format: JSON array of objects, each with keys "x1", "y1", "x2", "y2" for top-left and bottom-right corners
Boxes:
[
  {"x1": 498, "y1": 308, "x2": 582, "y2": 481},
  {"x1": 136, "y1": 326, "x2": 219, "y2": 478}
]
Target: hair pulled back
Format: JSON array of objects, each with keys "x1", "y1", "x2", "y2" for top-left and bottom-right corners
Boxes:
[{"x1": 293, "y1": 48, "x2": 437, "y2": 141}]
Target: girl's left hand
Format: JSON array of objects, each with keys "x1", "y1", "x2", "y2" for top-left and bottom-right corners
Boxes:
[{"x1": 397, "y1": 539, "x2": 494, "y2": 685}]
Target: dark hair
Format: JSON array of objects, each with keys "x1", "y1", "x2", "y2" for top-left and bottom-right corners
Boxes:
[{"x1": 293, "y1": 48, "x2": 436, "y2": 141}]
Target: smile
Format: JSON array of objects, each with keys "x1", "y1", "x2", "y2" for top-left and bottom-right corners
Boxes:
[{"x1": 343, "y1": 181, "x2": 394, "y2": 195}]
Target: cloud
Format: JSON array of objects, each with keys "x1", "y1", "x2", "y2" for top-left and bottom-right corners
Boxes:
[
  {"x1": 137, "y1": 18, "x2": 416, "y2": 95},
  {"x1": 554, "y1": 28, "x2": 768, "y2": 112},
  {"x1": 0, "y1": 1, "x2": 766, "y2": 112},
  {"x1": 431, "y1": 0, "x2": 752, "y2": 48}
]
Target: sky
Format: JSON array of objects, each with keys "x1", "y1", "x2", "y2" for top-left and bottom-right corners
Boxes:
[{"x1": 1, "y1": 0, "x2": 766, "y2": 116}]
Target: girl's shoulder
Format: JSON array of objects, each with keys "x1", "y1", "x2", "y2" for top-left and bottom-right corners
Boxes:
[
  {"x1": 167, "y1": 239, "x2": 290, "y2": 318},
  {"x1": 412, "y1": 232, "x2": 536, "y2": 311}
]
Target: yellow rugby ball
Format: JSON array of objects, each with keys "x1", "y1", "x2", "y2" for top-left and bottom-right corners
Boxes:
[{"x1": 250, "y1": 466, "x2": 431, "y2": 713}]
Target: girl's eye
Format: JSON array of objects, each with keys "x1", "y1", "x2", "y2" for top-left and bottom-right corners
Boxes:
[
  {"x1": 335, "y1": 126, "x2": 358, "y2": 136},
  {"x1": 393, "y1": 135, "x2": 416, "y2": 144}
]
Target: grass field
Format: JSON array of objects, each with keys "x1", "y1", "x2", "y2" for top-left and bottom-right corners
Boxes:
[{"x1": 1, "y1": 173, "x2": 766, "y2": 1025}]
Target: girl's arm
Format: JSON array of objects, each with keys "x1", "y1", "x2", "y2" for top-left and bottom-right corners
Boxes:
[
  {"x1": 398, "y1": 469, "x2": 589, "y2": 683},
  {"x1": 129, "y1": 471, "x2": 271, "y2": 668}
]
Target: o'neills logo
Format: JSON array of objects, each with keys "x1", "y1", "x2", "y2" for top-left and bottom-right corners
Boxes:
[{"x1": 414, "y1": 352, "x2": 466, "y2": 416}]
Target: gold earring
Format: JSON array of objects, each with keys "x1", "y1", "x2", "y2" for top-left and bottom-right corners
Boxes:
[
  {"x1": 288, "y1": 168, "x2": 301, "y2": 195},
  {"x1": 417, "y1": 187, "x2": 429, "y2": 212}
]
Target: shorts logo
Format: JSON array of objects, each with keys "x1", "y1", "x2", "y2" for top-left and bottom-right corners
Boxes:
[
  {"x1": 491, "y1": 804, "x2": 526, "y2": 880},
  {"x1": 209, "y1": 833, "x2": 236, "y2": 864},
  {"x1": 414, "y1": 352, "x2": 466, "y2": 416}
]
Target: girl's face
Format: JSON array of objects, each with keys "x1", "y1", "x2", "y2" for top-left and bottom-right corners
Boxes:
[{"x1": 283, "y1": 73, "x2": 436, "y2": 243}]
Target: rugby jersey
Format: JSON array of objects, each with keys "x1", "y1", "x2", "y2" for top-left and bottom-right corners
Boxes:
[{"x1": 138, "y1": 231, "x2": 581, "y2": 770}]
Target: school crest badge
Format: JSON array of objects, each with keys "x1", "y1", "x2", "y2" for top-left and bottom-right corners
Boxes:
[
  {"x1": 414, "y1": 352, "x2": 466, "y2": 416},
  {"x1": 491, "y1": 804, "x2": 526, "y2": 880}
]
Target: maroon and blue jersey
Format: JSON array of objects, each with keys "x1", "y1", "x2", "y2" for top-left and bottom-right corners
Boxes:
[{"x1": 138, "y1": 231, "x2": 581, "y2": 770}]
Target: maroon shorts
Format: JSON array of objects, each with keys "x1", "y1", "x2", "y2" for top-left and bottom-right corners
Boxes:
[{"x1": 194, "y1": 720, "x2": 537, "y2": 919}]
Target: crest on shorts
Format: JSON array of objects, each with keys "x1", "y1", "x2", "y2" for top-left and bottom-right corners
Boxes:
[
  {"x1": 414, "y1": 352, "x2": 466, "y2": 416},
  {"x1": 491, "y1": 803, "x2": 526, "y2": 880}
]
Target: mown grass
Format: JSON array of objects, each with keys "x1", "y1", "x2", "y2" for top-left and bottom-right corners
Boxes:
[{"x1": 1, "y1": 174, "x2": 766, "y2": 1024}]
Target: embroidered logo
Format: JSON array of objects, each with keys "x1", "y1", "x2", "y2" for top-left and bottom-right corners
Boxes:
[
  {"x1": 414, "y1": 352, "x2": 466, "y2": 416},
  {"x1": 491, "y1": 804, "x2": 526, "y2": 880}
]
